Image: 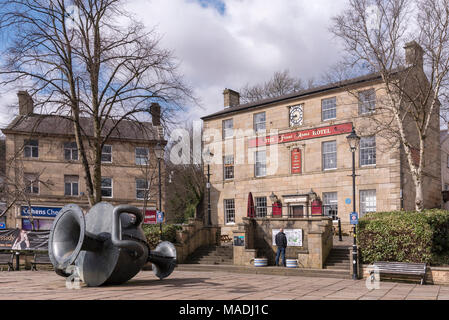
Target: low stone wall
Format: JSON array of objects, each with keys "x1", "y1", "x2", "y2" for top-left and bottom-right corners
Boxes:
[
  {"x1": 233, "y1": 216, "x2": 333, "y2": 269},
  {"x1": 360, "y1": 264, "x2": 449, "y2": 285},
  {"x1": 174, "y1": 218, "x2": 220, "y2": 263}
]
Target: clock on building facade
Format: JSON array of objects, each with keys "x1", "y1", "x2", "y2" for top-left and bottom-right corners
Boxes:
[{"x1": 289, "y1": 105, "x2": 303, "y2": 127}]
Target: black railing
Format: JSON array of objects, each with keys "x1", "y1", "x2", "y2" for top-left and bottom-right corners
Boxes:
[{"x1": 246, "y1": 204, "x2": 338, "y2": 219}]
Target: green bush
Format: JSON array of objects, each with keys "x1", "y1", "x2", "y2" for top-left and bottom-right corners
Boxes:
[
  {"x1": 358, "y1": 209, "x2": 449, "y2": 266},
  {"x1": 142, "y1": 224, "x2": 182, "y2": 249}
]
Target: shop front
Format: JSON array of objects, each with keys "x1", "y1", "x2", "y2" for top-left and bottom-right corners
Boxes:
[{"x1": 18, "y1": 205, "x2": 62, "y2": 231}]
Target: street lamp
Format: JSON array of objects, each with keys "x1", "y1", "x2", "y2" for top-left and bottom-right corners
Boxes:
[
  {"x1": 155, "y1": 143, "x2": 164, "y2": 238},
  {"x1": 346, "y1": 126, "x2": 360, "y2": 280},
  {"x1": 204, "y1": 147, "x2": 214, "y2": 226}
]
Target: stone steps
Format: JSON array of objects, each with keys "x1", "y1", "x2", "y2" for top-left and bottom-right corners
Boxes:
[
  {"x1": 324, "y1": 247, "x2": 350, "y2": 271},
  {"x1": 185, "y1": 245, "x2": 233, "y2": 265}
]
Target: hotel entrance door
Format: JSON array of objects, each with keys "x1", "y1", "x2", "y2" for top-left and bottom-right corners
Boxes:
[{"x1": 290, "y1": 205, "x2": 304, "y2": 217}]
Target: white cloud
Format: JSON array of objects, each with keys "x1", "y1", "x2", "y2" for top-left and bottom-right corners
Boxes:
[
  {"x1": 127, "y1": 0, "x2": 348, "y2": 120},
  {"x1": 0, "y1": 0, "x2": 349, "y2": 127}
]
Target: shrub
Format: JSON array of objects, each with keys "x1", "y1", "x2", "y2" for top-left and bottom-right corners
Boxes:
[
  {"x1": 358, "y1": 209, "x2": 449, "y2": 266},
  {"x1": 142, "y1": 224, "x2": 182, "y2": 249}
]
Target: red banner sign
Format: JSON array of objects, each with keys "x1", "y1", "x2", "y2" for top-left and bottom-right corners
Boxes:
[
  {"x1": 291, "y1": 148, "x2": 302, "y2": 174},
  {"x1": 144, "y1": 209, "x2": 157, "y2": 224},
  {"x1": 248, "y1": 122, "x2": 353, "y2": 148}
]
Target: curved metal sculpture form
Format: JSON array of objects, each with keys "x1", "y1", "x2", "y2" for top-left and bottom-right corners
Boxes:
[{"x1": 48, "y1": 202, "x2": 177, "y2": 286}]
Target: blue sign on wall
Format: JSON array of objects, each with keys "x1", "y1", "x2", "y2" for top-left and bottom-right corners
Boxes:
[
  {"x1": 0, "y1": 223, "x2": 5, "y2": 229},
  {"x1": 350, "y1": 212, "x2": 359, "y2": 225},
  {"x1": 156, "y1": 211, "x2": 164, "y2": 223},
  {"x1": 345, "y1": 198, "x2": 352, "y2": 205},
  {"x1": 20, "y1": 206, "x2": 62, "y2": 218}
]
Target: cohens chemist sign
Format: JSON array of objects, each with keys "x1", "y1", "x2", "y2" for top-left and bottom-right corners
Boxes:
[
  {"x1": 21, "y1": 206, "x2": 62, "y2": 218},
  {"x1": 248, "y1": 122, "x2": 353, "y2": 148}
]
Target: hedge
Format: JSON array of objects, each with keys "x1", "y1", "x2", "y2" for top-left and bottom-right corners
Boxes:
[
  {"x1": 142, "y1": 224, "x2": 182, "y2": 249},
  {"x1": 358, "y1": 209, "x2": 449, "y2": 266}
]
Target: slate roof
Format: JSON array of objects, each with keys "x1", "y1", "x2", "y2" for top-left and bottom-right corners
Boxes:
[
  {"x1": 1, "y1": 114, "x2": 159, "y2": 142},
  {"x1": 201, "y1": 71, "x2": 384, "y2": 121}
]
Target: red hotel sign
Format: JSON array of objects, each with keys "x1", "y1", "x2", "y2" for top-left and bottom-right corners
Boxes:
[
  {"x1": 144, "y1": 209, "x2": 157, "y2": 224},
  {"x1": 291, "y1": 148, "x2": 302, "y2": 174},
  {"x1": 248, "y1": 122, "x2": 353, "y2": 148}
]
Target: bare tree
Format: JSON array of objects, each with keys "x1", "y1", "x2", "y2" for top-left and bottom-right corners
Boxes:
[
  {"x1": 240, "y1": 70, "x2": 312, "y2": 104},
  {"x1": 0, "y1": 0, "x2": 193, "y2": 206},
  {"x1": 331, "y1": 0, "x2": 449, "y2": 211}
]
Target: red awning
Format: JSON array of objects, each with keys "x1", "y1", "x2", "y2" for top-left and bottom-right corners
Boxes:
[{"x1": 247, "y1": 192, "x2": 255, "y2": 218}]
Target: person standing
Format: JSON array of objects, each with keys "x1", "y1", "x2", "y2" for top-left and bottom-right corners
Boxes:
[{"x1": 275, "y1": 228, "x2": 287, "y2": 267}]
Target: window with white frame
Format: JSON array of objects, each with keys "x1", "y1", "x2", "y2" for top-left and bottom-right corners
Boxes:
[
  {"x1": 322, "y1": 141, "x2": 337, "y2": 170},
  {"x1": 255, "y1": 150, "x2": 267, "y2": 177},
  {"x1": 255, "y1": 196, "x2": 267, "y2": 218},
  {"x1": 359, "y1": 89, "x2": 376, "y2": 114},
  {"x1": 360, "y1": 190, "x2": 376, "y2": 217},
  {"x1": 224, "y1": 199, "x2": 235, "y2": 224},
  {"x1": 223, "y1": 155, "x2": 234, "y2": 180},
  {"x1": 135, "y1": 147, "x2": 149, "y2": 165},
  {"x1": 136, "y1": 179, "x2": 149, "y2": 200},
  {"x1": 24, "y1": 173, "x2": 39, "y2": 194},
  {"x1": 322, "y1": 97, "x2": 336, "y2": 121},
  {"x1": 323, "y1": 192, "x2": 338, "y2": 220},
  {"x1": 64, "y1": 175, "x2": 79, "y2": 196},
  {"x1": 360, "y1": 136, "x2": 376, "y2": 166},
  {"x1": 253, "y1": 112, "x2": 266, "y2": 133},
  {"x1": 101, "y1": 145, "x2": 112, "y2": 163},
  {"x1": 64, "y1": 142, "x2": 78, "y2": 161},
  {"x1": 101, "y1": 177, "x2": 113, "y2": 198},
  {"x1": 24, "y1": 140, "x2": 38, "y2": 158},
  {"x1": 222, "y1": 119, "x2": 233, "y2": 139}
]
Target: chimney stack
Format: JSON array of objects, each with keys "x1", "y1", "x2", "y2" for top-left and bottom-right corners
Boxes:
[
  {"x1": 17, "y1": 91, "x2": 34, "y2": 116},
  {"x1": 223, "y1": 89, "x2": 240, "y2": 109},
  {"x1": 404, "y1": 41, "x2": 424, "y2": 69},
  {"x1": 150, "y1": 103, "x2": 161, "y2": 126}
]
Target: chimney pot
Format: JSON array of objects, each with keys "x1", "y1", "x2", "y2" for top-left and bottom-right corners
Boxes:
[
  {"x1": 17, "y1": 91, "x2": 34, "y2": 116},
  {"x1": 150, "y1": 103, "x2": 161, "y2": 126},
  {"x1": 223, "y1": 89, "x2": 240, "y2": 109},
  {"x1": 404, "y1": 41, "x2": 424, "y2": 69}
]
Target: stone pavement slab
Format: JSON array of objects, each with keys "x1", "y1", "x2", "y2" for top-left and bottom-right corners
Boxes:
[{"x1": 1, "y1": 269, "x2": 449, "y2": 300}]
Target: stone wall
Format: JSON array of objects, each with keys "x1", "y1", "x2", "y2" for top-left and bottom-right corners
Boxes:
[
  {"x1": 174, "y1": 218, "x2": 220, "y2": 263},
  {"x1": 233, "y1": 216, "x2": 333, "y2": 269}
]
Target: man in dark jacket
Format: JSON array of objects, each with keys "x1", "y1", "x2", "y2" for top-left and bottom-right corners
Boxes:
[{"x1": 275, "y1": 228, "x2": 287, "y2": 267}]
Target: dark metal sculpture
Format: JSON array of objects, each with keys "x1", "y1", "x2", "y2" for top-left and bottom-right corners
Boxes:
[{"x1": 48, "y1": 202, "x2": 176, "y2": 286}]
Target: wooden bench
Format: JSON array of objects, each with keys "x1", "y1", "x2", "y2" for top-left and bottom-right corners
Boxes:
[
  {"x1": 31, "y1": 252, "x2": 52, "y2": 271},
  {"x1": 370, "y1": 261, "x2": 427, "y2": 285},
  {"x1": 220, "y1": 234, "x2": 232, "y2": 243},
  {"x1": 0, "y1": 252, "x2": 14, "y2": 271}
]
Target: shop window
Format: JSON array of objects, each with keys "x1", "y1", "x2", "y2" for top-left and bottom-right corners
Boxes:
[
  {"x1": 224, "y1": 199, "x2": 235, "y2": 224},
  {"x1": 64, "y1": 175, "x2": 79, "y2": 196},
  {"x1": 222, "y1": 119, "x2": 233, "y2": 139},
  {"x1": 101, "y1": 177, "x2": 113, "y2": 198},
  {"x1": 322, "y1": 97, "x2": 336, "y2": 121},
  {"x1": 24, "y1": 140, "x2": 38, "y2": 158},
  {"x1": 135, "y1": 147, "x2": 149, "y2": 165},
  {"x1": 255, "y1": 197, "x2": 267, "y2": 218},
  {"x1": 64, "y1": 142, "x2": 78, "y2": 161},
  {"x1": 253, "y1": 112, "x2": 266, "y2": 133},
  {"x1": 322, "y1": 141, "x2": 337, "y2": 170},
  {"x1": 360, "y1": 136, "x2": 376, "y2": 166},
  {"x1": 323, "y1": 192, "x2": 338, "y2": 220},
  {"x1": 223, "y1": 155, "x2": 234, "y2": 180},
  {"x1": 136, "y1": 179, "x2": 149, "y2": 200},
  {"x1": 101, "y1": 145, "x2": 112, "y2": 163},
  {"x1": 255, "y1": 150, "x2": 267, "y2": 177},
  {"x1": 360, "y1": 189, "x2": 376, "y2": 217}
]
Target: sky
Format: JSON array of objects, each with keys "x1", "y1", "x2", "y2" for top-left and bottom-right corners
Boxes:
[{"x1": 0, "y1": 0, "x2": 349, "y2": 128}]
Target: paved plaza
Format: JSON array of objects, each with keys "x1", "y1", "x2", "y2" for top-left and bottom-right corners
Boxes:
[{"x1": 1, "y1": 269, "x2": 449, "y2": 300}]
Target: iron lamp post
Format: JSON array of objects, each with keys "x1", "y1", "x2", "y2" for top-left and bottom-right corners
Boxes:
[
  {"x1": 155, "y1": 143, "x2": 164, "y2": 238},
  {"x1": 346, "y1": 127, "x2": 360, "y2": 280},
  {"x1": 205, "y1": 148, "x2": 214, "y2": 226}
]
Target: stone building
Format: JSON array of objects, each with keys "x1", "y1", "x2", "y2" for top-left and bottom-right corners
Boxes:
[
  {"x1": 1, "y1": 91, "x2": 166, "y2": 230},
  {"x1": 202, "y1": 42, "x2": 442, "y2": 238},
  {"x1": 441, "y1": 129, "x2": 449, "y2": 209}
]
